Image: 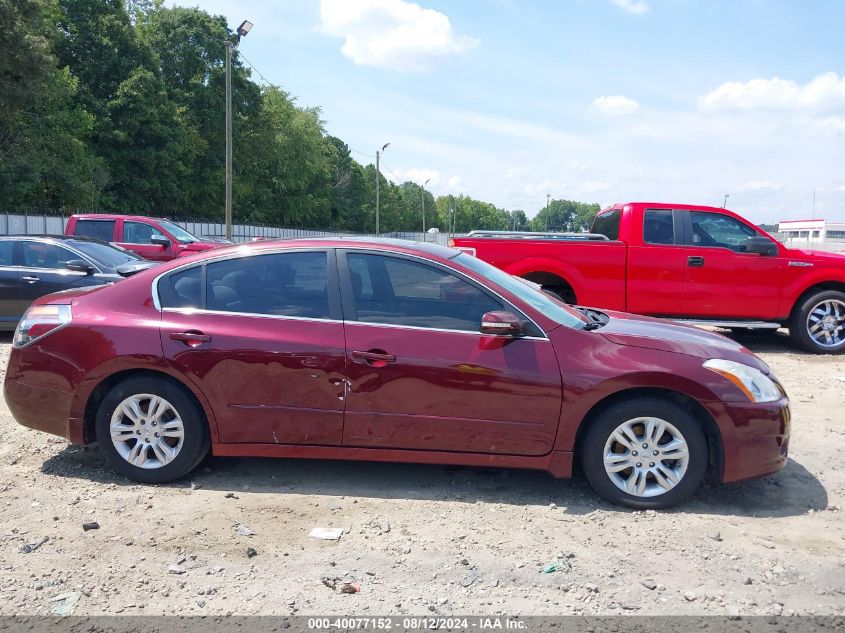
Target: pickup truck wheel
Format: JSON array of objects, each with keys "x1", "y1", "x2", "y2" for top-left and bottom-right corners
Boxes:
[
  {"x1": 789, "y1": 290, "x2": 845, "y2": 354},
  {"x1": 580, "y1": 398, "x2": 707, "y2": 509}
]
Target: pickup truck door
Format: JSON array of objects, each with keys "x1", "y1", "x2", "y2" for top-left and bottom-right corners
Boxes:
[
  {"x1": 117, "y1": 220, "x2": 174, "y2": 261},
  {"x1": 680, "y1": 210, "x2": 784, "y2": 319},
  {"x1": 625, "y1": 209, "x2": 686, "y2": 315}
]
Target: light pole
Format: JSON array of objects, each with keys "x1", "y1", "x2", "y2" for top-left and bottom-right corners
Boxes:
[
  {"x1": 421, "y1": 178, "x2": 430, "y2": 237},
  {"x1": 224, "y1": 19, "x2": 253, "y2": 241},
  {"x1": 545, "y1": 193, "x2": 551, "y2": 231},
  {"x1": 375, "y1": 142, "x2": 389, "y2": 235},
  {"x1": 722, "y1": 193, "x2": 729, "y2": 208}
]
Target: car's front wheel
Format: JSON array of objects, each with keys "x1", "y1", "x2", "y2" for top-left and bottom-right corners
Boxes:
[
  {"x1": 95, "y1": 376, "x2": 210, "y2": 483},
  {"x1": 789, "y1": 290, "x2": 845, "y2": 354},
  {"x1": 580, "y1": 398, "x2": 708, "y2": 509}
]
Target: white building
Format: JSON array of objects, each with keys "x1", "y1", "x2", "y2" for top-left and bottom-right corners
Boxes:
[{"x1": 777, "y1": 219, "x2": 845, "y2": 252}]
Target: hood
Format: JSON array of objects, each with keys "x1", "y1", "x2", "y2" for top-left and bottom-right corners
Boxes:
[
  {"x1": 597, "y1": 310, "x2": 770, "y2": 372},
  {"x1": 784, "y1": 248, "x2": 845, "y2": 265},
  {"x1": 180, "y1": 241, "x2": 223, "y2": 253}
]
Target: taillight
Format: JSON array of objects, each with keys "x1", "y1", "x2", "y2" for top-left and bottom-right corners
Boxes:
[{"x1": 14, "y1": 305, "x2": 72, "y2": 348}]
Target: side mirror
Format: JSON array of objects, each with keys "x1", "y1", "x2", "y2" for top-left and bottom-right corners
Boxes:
[
  {"x1": 480, "y1": 311, "x2": 525, "y2": 336},
  {"x1": 150, "y1": 235, "x2": 171, "y2": 248},
  {"x1": 65, "y1": 259, "x2": 95, "y2": 275},
  {"x1": 745, "y1": 236, "x2": 778, "y2": 256}
]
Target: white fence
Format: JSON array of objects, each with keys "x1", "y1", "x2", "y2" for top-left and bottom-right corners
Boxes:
[{"x1": 0, "y1": 212, "x2": 451, "y2": 246}]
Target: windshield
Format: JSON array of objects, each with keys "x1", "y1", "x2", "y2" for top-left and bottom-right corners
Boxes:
[
  {"x1": 454, "y1": 253, "x2": 587, "y2": 329},
  {"x1": 70, "y1": 240, "x2": 142, "y2": 268},
  {"x1": 158, "y1": 220, "x2": 199, "y2": 243}
]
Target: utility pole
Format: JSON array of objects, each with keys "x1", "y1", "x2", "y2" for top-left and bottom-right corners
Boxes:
[
  {"x1": 421, "y1": 178, "x2": 430, "y2": 236},
  {"x1": 722, "y1": 193, "x2": 730, "y2": 208},
  {"x1": 375, "y1": 142, "x2": 389, "y2": 234},
  {"x1": 812, "y1": 186, "x2": 816, "y2": 220},
  {"x1": 224, "y1": 20, "x2": 253, "y2": 241}
]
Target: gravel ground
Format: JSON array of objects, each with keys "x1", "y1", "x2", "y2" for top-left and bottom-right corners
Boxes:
[{"x1": 0, "y1": 331, "x2": 843, "y2": 617}]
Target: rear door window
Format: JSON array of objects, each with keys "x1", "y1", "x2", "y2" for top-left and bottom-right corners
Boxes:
[
  {"x1": 73, "y1": 219, "x2": 115, "y2": 241},
  {"x1": 206, "y1": 252, "x2": 331, "y2": 319},
  {"x1": 591, "y1": 209, "x2": 621, "y2": 240},
  {"x1": 158, "y1": 267, "x2": 202, "y2": 309},
  {"x1": 643, "y1": 209, "x2": 676, "y2": 245},
  {"x1": 346, "y1": 253, "x2": 502, "y2": 332}
]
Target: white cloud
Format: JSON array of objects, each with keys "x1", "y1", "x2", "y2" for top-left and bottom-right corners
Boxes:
[
  {"x1": 580, "y1": 181, "x2": 612, "y2": 193},
  {"x1": 319, "y1": 0, "x2": 479, "y2": 72},
  {"x1": 738, "y1": 180, "x2": 784, "y2": 192},
  {"x1": 592, "y1": 95, "x2": 640, "y2": 115},
  {"x1": 700, "y1": 72, "x2": 845, "y2": 112},
  {"x1": 610, "y1": 0, "x2": 648, "y2": 15},
  {"x1": 446, "y1": 176, "x2": 463, "y2": 189},
  {"x1": 390, "y1": 167, "x2": 440, "y2": 185}
]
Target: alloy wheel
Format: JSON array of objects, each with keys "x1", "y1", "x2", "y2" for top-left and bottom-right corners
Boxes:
[
  {"x1": 603, "y1": 416, "x2": 690, "y2": 498},
  {"x1": 805, "y1": 299, "x2": 845, "y2": 349},
  {"x1": 109, "y1": 393, "x2": 185, "y2": 469}
]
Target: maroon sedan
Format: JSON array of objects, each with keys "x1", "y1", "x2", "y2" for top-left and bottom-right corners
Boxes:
[{"x1": 4, "y1": 239, "x2": 790, "y2": 508}]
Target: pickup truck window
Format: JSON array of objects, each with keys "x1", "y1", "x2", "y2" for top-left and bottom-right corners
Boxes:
[
  {"x1": 74, "y1": 219, "x2": 115, "y2": 241},
  {"x1": 643, "y1": 210, "x2": 675, "y2": 245},
  {"x1": 689, "y1": 211, "x2": 757, "y2": 252},
  {"x1": 124, "y1": 221, "x2": 166, "y2": 245},
  {"x1": 158, "y1": 220, "x2": 200, "y2": 244},
  {"x1": 591, "y1": 209, "x2": 621, "y2": 240}
]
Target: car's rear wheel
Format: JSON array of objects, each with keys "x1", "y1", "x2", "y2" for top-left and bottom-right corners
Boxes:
[
  {"x1": 580, "y1": 398, "x2": 708, "y2": 509},
  {"x1": 95, "y1": 376, "x2": 209, "y2": 483},
  {"x1": 789, "y1": 290, "x2": 845, "y2": 354}
]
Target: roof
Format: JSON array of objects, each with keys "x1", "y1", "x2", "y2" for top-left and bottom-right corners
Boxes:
[
  {"x1": 70, "y1": 213, "x2": 171, "y2": 222},
  {"x1": 0, "y1": 234, "x2": 112, "y2": 245}
]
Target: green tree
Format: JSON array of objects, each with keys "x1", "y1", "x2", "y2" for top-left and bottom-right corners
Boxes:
[{"x1": 531, "y1": 199, "x2": 600, "y2": 232}]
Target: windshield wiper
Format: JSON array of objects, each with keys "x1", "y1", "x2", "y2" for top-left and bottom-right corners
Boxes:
[{"x1": 575, "y1": 307, "x2": 609, "y2": 331}]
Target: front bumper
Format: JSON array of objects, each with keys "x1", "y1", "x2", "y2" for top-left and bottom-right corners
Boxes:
[
  {"x1": 711, "y1": 397, "x2": 790, "y2": 483},
  {"x1": 4, "y1": 378, "x2": 83, "y2": 444}
]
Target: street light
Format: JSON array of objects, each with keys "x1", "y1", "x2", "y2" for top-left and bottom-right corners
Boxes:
[
  {"x1": 375, "y1": 142, "x2": 389, "y2": 235},
  {"x1": 722, "y1": 193, "x2": 730, "y2": 208},
  {"x1": 224, "y1": 19, "x2": 252, "y2": 241},
  {"x1": 421, "y1": 178, "x2": 431, "y2": 237}
]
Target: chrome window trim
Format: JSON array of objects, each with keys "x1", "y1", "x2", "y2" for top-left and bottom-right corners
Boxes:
[
  {"x1": 151, "y1": 245, "x2": 548, "y2": 338},
  {"x1": 343, "y1": 319, "x2": 549, "y2": 340},
  {"x1": 160, "y1": 306, "x2": 342, "y2": 325}
]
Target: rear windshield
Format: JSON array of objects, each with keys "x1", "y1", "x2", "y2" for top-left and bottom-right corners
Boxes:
[
  {"x1": 73, "y1": 219, "x2": 115, "y2": 241},
  {"x1": 590, "y1": 209, "x2": 621, "y2": 240},
  {"x1": 70, "y1": 239, "x2": 142, "y2": 268}
]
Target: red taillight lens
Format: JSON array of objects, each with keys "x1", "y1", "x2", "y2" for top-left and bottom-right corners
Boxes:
[{"x1": 13, "y1": 305, "x2": 72, "y2": 348}]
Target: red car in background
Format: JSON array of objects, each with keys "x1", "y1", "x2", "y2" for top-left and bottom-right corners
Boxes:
[
  {"x1": 4, "y1": 239, "x2": 790, "y2": 508},
  {"x1": 452, "y1": 202, "x2": 845, "y2": 354},
  {"x1": 65, "y1": 214, "x2": 223, "y2": 261}
]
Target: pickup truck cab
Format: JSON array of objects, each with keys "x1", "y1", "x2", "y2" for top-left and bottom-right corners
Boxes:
[
  {"x1": 65, "y1": 214, "x2": 222, "y2": 262},
  {"x1": 452, "y1": 202, "x2": 845, "y2": 354}
]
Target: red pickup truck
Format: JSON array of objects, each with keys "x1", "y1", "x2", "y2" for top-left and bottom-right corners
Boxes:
[
  {"x1": 452, "y1": 202, "x2": 845, "y2": 354},
  {"x1": 65, "y1": 214, "x2": 223, "y2": 262}
]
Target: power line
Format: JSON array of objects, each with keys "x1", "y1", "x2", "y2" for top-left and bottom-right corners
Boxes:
[{"x1": 238, "y1": 51, "x2": 278, "y2": 89}]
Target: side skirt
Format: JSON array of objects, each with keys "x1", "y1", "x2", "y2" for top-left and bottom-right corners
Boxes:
[{"x1": 211, "y1": 443, "x2": 573, "y2": 479}]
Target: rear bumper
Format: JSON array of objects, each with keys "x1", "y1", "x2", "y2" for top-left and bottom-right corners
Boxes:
[
  {"x1": 714, "y1": 397, "x2": 790, "y2": 483},
  {"x1": 4, "y1": 378, "x2": 83, "y2": 444}
]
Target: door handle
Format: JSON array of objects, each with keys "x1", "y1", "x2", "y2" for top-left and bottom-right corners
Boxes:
[
  {"x1": 169, "y1": 331, "x2": 211, "y2": 347},
  {"x1": 687, "y1": 256, "x2": 705, "y2": 267},
  {"x1": 21, "y1": 276, "x2": 40, "y2": 284},
  {"x1": 352, "y1": 350, "x2": 396, "y2": 365}
]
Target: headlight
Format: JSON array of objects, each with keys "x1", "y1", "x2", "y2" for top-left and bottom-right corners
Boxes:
[{"x1": 703, "y1": 359, "x2": 782, "y2": 403}]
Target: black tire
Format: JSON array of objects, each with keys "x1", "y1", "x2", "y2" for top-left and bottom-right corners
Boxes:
[
  {"x1": 579, "y1": 397, "x2": 708, "y2": 509},
  {"x1": 788, "y1": 289, "x2": 845, "y2": 354},
  {"x1": 95, "y1": 376, "x2": 210, "y2": 484}
]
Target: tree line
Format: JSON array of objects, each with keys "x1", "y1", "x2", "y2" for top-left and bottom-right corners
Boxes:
[{"x1": 0, "y1": 0, "x2": 601, "y2": 233}]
